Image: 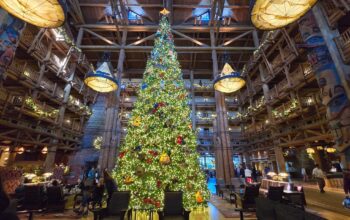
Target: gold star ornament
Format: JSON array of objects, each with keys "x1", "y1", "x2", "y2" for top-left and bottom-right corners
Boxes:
[{"x1": 160, "y1": 8, "x2": 170, "y2": 15}]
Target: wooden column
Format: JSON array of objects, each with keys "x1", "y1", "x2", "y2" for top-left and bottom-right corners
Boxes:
[
  {"x1": 99, "y1": 30, "x2": 127, "y2": 171},
  {"x1": 312, "y1": 4, "x2": 350, "y2": 166},
  {"x1": 299, "y1": 10, "x2": 350, "y2": 168},
  {"x1": 190, "y1": 70, "x2": 196, "y2": 130},
  {"x1": 210, "y1": 29, "x2": 234, "y2": 183},
  {"x1": 253, "y1": 30, "x2": 286, "y2": 172},
  {"x1": 44, "y1": 139, "x2": 58, "y2": 171}
]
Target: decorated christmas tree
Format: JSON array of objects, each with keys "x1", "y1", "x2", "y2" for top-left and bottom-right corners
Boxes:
[{"x1": 113, "y1": 13, "x2": 209, "y2": 210}]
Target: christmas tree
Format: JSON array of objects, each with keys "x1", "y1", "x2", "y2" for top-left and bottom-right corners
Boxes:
[{"x1": 113, "y1": 13, "x2": 209, "y2": 210}]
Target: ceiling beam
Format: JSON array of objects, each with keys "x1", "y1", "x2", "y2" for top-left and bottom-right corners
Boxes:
[
  {"x1": 79, "y1": 45, "x2": 256, "y2": 52},
  {"x1": 75, "y1": 24, "x2": 255, "y2": 33}
]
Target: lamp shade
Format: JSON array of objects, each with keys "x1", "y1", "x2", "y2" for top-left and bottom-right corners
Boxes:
[
  {"x1": 213, "y1": 63, "x2": 245, "y2": 93},
  {"x1": 326, "y1": 147, "x2": 336, "y2": 153},
  {"x1": 41, "y1": 146, "x2": 48, "y2": 154},
  {"x1": 84, "y1": 62, "x2": 118, "y2": 93},
  {"x1": 306, "y1": 147, "x2": 315, "y2": 154},
  {"x1": 0, "y1": 0, "x2": 66, "y2": 28},
  {"x1": 251, "y1": 0, "x2": 318, "y2": 30}
]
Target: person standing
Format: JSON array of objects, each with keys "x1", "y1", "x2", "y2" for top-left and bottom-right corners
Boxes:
[
  {"x1": 343, "y1": 168, "x2": 350, "y2": 197},
  {"x1": 245, "y1": 166, "x2": 252, "y2": 183},
  {"x1": 239, "y1": 165, "x2": 245, "y2": 178},
  {"x1": 252, "y1": 167, "x2": 258, "y2": 182},
  {"x1": 103, "y1": 170, "x2": 117, "y2": 205},
  {"x1": 312, "y1": 164, "x2": 326, "y2": 193},
  {"x1": 301, "y1": 167, "x2": 308, "y2": 182}
]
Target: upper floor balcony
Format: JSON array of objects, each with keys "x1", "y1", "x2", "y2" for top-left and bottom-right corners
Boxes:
[{"x1": 335, "y1": 27, "x2": 350, "y2": 64}]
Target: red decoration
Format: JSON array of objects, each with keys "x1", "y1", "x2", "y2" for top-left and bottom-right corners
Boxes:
[
  {"x1": 155, "y1": 201, "x2": 161, "y2": 208},
  {"x1": 146, "y1": 158, "x2": 153, "y2": 164},
  {"x1": 176, "y1": 135, "x2": 183, "y2": 145},
  {"x1": 157, "y1": 180, "x2": 162, "y2": 188},
  {"x1": 119, "y1": 151, "x2": 126, "y2": 159},
  {"x1": 149, "y1": 150, "x2": 159, "y2": 157}
]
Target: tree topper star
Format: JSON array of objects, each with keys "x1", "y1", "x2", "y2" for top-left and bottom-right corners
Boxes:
[{"x1": 160, "y1": 8, "x2": 170, "y2": 15}]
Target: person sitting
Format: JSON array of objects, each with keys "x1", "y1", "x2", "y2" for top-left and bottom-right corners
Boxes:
[{"x1": 0, "y1": 176, "x2": 19, "y2": 220}]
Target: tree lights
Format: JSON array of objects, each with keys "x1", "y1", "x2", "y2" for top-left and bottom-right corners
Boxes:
[{"x1": 113, "y1": 14, "x2": 209, "y2": 210}]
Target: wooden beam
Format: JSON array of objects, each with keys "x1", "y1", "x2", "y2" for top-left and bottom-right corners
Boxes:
[
  {"x1": 220, "y1": 30, "x2": 253, "y2": 47},
  {"x1": 84, "y1": 28, "x2": 119, "y2": 46},
  {"x1": 171, "y1": 30, "x2": 209, "y2": 47}
]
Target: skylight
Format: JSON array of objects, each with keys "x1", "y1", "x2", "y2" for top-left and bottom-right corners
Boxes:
[
  {"x1": 200, "y1": 11, "x2": 210, "y2": 21},
  {"x1": 128, "y1": 10, "x2": 139, "y2": 20}
]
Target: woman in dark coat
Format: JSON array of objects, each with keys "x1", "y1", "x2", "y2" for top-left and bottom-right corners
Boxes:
[{"x1": 103, "y1": 170, "x2": 117, "y2": 205}]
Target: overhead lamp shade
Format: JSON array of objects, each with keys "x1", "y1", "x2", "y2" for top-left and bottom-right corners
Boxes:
[
  {"x1": 306, "y1": 147, "x2": 315, "y2": 154},
  {"x1": 17, "y1": 147, "x2": 24, "y2": 154},
  {"x1": 251, "y1": 0, "x2": 318, "y2": 30},
  {"x1": 84, "y1": 62, "x2": 118, "y2": 93},
  {"x1": 41, "y1": 146, "x2": 48, "y2": 154},
  {"x1": 213, "y1": 63, "x2": 245, "y2": 93},
  {"x1": 326, "y1": 147, "x2": 336, "y2": 153},
  {"x1": 0, "y1": 0, "x2": 66, "y2": 28}
]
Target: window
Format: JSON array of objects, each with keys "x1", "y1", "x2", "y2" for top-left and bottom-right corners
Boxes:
[
  {"x1": 128, "y1": 10, "x2": 139, "y2": 20},
  {"x1": 200, "y1": 11, "x2": 210, "y2": 21}
]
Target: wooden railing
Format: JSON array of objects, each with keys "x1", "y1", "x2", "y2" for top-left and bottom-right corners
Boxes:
[
  {"x1": 321, "y1": 0, "x2": 346, "y2": 27},
  {"x1": 335, "y1": 27, "x2": 350, "y2": 64}
]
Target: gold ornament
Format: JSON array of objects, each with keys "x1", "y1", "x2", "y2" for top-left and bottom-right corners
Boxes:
[
  {"x1": 159, "y1": 152, "x2": 171, "y2": 165},
  {"x1": 132, "y1": 116, "x2": 141, "y2": 126},
  {"x1": 124, "y1": 176, "x2": 134, "y2": 185},
  {"x1": 195, "y1": 191, "x2": 203, "y2": 203}
]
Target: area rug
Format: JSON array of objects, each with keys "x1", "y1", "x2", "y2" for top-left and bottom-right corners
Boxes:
[
  {"x1": 210, "y1": 195, "x2": 256, "y2": 219},
  {"x1": 18, "y1": 211, "x2": 81, "y2": 220}
]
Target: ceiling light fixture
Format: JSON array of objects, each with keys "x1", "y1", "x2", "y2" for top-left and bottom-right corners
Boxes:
[
  {"x1": 251, "y1": 0, "x2": 318, "y2": 30},
  {"x1": 213, "y1": 63, "x2": 246, "y2": 93},
  {"x1": 84, "y1": 62, "x2": 118, "y2": 93},
  {"x1": 0, "y1": 0, "x2": 66, "y2": 28}
]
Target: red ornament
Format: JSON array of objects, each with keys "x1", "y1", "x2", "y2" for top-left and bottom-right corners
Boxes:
[
  {"x1": 118, "y1": 151, "x2": 126, "y2": 159},
  {"x1": 149, "y1": 150, "x2": 159, "y2": 156},
  {"x1": 155, "y1": 201, "x2": 161, "y2": 208},
  {"x1": 176, "y1": 135, "x2": 183, "y2": 145},
  {"x1": 158, "y1": 102, "x2": 166, "y2": 107},
  {"x1": 146, "y1": 158, "x2": 153, "y2": 164},
  {"x1": 157, "y1": 180, "x2": 162, "y2": 188}
]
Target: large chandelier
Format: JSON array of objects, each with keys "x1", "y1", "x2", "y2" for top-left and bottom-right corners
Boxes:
[
  {"x1": 0, "y1": 0, "x2": 66, "y2": 28},
  {"x1": 84, "y1": 62, "x2": 118, "y2": 93},
  {"x1": 251, "y1": 0, "x2": 318, "y2": 30},
  {"x1": 213, "y1": 63, "x2": 245, "y2": 93}
]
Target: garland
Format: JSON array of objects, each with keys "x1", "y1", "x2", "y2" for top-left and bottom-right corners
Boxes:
[{"x1": 25, "y1": 97, "x2": 59, "y2": 118}]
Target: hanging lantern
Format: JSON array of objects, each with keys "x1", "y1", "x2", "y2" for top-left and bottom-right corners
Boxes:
[
  {"x1": 0, "y1": 0, "x2": 66, "y2": 28},
  {"x1": 41, "y1": 146, "x2": 48, "y2": 154},
  {"x1": 326, "y1": 147, "x2": 336, "y2": 153},
  {"x1": 213, "y1": 63, "x2": 245, "y2": 93},
  {"x1": 84, "y1": 62, "x2": 118, "y2": 93},
  {"x1": 306, "y1": 147, "x2": 315, "y2": 154},
  {"x1": 17, "y1": 147, "x2": 24, "y2": 154},
  {"x1": 251, "y1": 0, "x2": 318, "y2": 30},
  {"x1": 316, "y1": 146, "x2": 324, "y2": 151}
]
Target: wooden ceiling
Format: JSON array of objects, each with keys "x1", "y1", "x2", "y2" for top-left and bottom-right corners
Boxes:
[{"x1": 68, "y1": 0, "x2": 256, "y2": 80}]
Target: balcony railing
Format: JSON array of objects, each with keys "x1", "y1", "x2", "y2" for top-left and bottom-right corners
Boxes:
[
  {"x1": 335, "y1": 27, "x2": 350, "y2": 64},
  {"x1": 321, "y1": 0, "x2": 347, "y2": 27}
]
